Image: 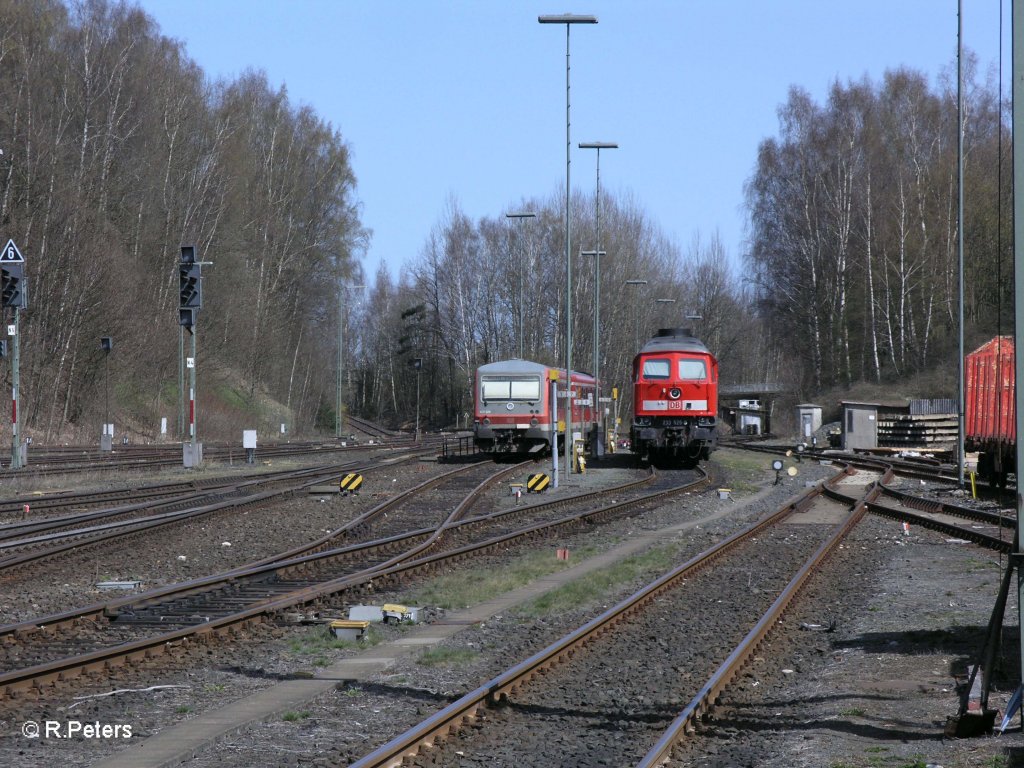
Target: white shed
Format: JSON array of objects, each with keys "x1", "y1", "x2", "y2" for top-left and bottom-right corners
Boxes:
[{"x1": 795, "y1": 404, "x2": 823, "y2": 441}]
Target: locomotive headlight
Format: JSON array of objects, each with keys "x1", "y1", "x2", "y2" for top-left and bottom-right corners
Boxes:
[
  {"x1": 483, "y1": 417, "x2": 491, "y2": 426},
  {"x1": 530, "y1": 417, "x2": 538, "y2": 426},
  {"x1": 669, "y1": 388, "x2": 681, "y2": 399}
]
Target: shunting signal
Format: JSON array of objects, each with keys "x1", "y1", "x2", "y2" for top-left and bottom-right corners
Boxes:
[
  {"x1": 340, "y1": 473, "x2": 363, "y2": 494},
  {"x1": 527, "y1": 473, "x2": 550, "y2": 492}
]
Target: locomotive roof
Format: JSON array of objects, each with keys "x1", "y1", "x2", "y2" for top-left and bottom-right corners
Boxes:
[{"x1": 636, "y1": 328, "x2": 711, "y2": 356}]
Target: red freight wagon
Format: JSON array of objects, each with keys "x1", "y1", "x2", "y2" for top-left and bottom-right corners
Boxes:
[{"x1": 965, "y1": 336, "x2": 1015, "y2": 484}]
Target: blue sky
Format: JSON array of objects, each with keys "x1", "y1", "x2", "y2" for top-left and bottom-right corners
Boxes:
[{"x1": 134, "y1": 1, "x2": 1009, "y2": 283}]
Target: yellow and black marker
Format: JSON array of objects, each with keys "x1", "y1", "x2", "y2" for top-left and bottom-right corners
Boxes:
[
  {"x1": 527, "y1": 473, "x2": 550, "y2": 492},
  {"x1": 340, "y1": 473, "x2": 364, "y2": 494}
]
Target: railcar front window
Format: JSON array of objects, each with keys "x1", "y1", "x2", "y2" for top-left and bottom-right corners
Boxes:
[
  {"x1": 678, "y1": 359, "x2": 707, "y2": 380},
  {"x1": 509, "y1": 379, "x2": 541, "y2": 400},
  {"x1": 482, "y1": 377, "x2": 541, "y2": 401},
  {"x1": 642, "y1": 359, "x2": 670, "y2": 379},
  {"x1": 482, "y1": 380, "x2": 511, "y2": 400}
]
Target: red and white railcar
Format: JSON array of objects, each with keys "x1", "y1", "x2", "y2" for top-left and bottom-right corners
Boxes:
[{"x1": 473, "y1": 359, "x2": 597, "y2": 456}]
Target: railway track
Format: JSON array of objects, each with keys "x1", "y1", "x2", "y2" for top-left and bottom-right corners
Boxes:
[
  {"x1": 0, "y1": 430, "x2": 425, "y2": 478},
  {"x1": 723, "y1": 436, "x2": 1012, "y2": 496},
  {"x1": 348, "y1": 457, "x2": 1016, "y2": 767},
  {"x1": 727, "y1": 440, "x2": 1015, "y2": 548},
  {"x1": 0, "y1": 458, "x2": 706, "y2": 707},
  {"x1": 0, "y1": 448, "x2": 444, "y2": 576}
]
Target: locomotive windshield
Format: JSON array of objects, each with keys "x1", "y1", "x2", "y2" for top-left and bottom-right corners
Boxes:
[
  {"x1": 481, "y1": 376, "x2": 541, "y2": 401},
  {"x1": 641, "y1": 359, "x2": 671, "y2": 379},
  {"x1": 678, "y1": 359, "x2": 707, "y2": 380}
]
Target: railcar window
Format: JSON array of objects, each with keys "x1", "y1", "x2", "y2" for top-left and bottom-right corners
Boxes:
[
  {"x1": 481, "y1": 380, "x2": 511, "y2": 400},
  {"x1": 482, "y1": 377, "x2": 541, "y2": 401},
  {"x1": 642, "y1": 359, "x2": 671, "y2": 379},
  {"x1": 678, "y1": 359, "x2": 707, "y2": 380},
  {"x1": 510, "y1": 379, "x2": 541, "y2": 400}
]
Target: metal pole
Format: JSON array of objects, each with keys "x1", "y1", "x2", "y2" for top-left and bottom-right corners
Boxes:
[
  {"x1": 579, "y1": 142, "x2": 617, "y2": 398},
  {"x1": 520, "y1": 239, "x2": 524, "y2": 358},
  {"x1": 506, "y1": 212, "x2": 536, "y2": 359},
  {"x1": 416, "y1": 367, "x2": 421, "y2": 442},
  {"x1": 957, "y1": 0, "x2": 965, "y2": 488},
  {"x1": 551, "y1": 373, "x2": 559, "y2": 487},
  {"x1": 1011, "y1": 0, "x2": 1024, "y2": 705},
  {"x1": 626, "y1": 279, "x2": 648, "y2": 349},
  {"x1": 178, "y1": 326, "x2": 184, "y2": 439},
  {"x1": 540, "y1": 13, "x2": 596, "y2": 477},
  {"x1": 10, "y1": 306, "x2": 19, "y2": 469},
  {"x1": 564, "y1": 23, "x2": 572, "y2": 479},
  {"x1": 595, "y1": 153, "x2": 601, "y2": 394},
  {"x1": 190, "y1": 328, "x2": 197, "y2": 459},
  {"x1": 337, "y1": 286, "x2": 343, "y2": 438}
]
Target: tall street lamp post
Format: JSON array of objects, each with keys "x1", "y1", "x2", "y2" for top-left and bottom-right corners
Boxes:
[
  {"x1": 539, "y1": 12, "x2": 597, "y2": 478},
  {"x1": 506, "y1": 211, "x2": 536, "y2": 359}
]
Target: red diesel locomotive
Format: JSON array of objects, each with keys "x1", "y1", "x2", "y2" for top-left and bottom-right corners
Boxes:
[
  {"x1": 473, "y1": 359, "x2": 597, "y2": 456},
  {"x1": 630, "y1": 328, "x2": 718, "y2": 465}
]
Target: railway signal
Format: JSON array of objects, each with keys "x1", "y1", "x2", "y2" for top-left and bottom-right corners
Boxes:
[
  {"x1": 1, "y1": 263, "x2": 25, "y2": 308},
  {"x1": 179, "y1": 245, "x2": 202, "y2": 331},
  {"x1": 176, "y1": 245, "x2": 207, "y2": 468},
  {"x1": 179, "y1": 262, "x2": 201, "y2": 309},
  {"x1": 2, "y1": 239, "x2": 26, "y2": 468},
  {"x1": 101, "y1": 336, "x2": 114, "y2": 451}
]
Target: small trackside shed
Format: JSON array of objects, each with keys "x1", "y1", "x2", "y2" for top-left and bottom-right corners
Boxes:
[
  {"x1": 840, "y1": 402, "x2": 878, "y2": 451},
  {"x1": 795, "y1": 404, "x2": 822, "y2": 441}
]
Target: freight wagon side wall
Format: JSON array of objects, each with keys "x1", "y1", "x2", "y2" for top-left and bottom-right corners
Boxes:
[{"x1": 965, "y1": 338, "x2": 1015, "y2": 447}]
